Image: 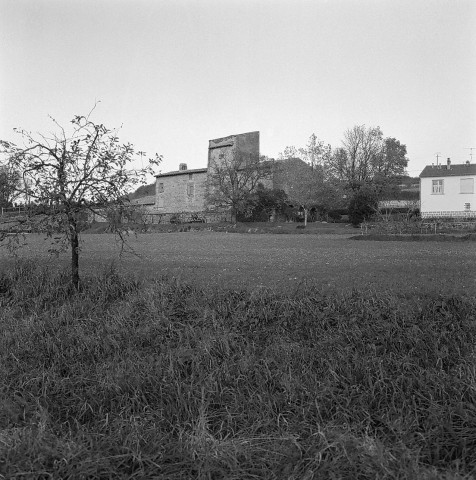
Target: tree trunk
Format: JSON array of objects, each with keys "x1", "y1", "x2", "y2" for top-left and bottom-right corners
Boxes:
[
  {"x1": 304, "y1": 208, "x2": 308, "y2": 227},
  {"x1": 70, "y1": 222, "x2": 80, "y2": 289}
]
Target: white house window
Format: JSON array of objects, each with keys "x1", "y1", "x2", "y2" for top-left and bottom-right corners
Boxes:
[
  {"x1": 432, "y1": 179, "x2": 444, "y2": 194},
  {"x1": 188, "y1": 173, "x2": 193, "y2": 180},
  {"x1": 464, "y1": 203, "x2": 471, "y2": 211},
  {"x1": 460, "y1": 178, "x2": 474, "y2": 194},
  {"x1": 187, "y1": 184, "x2": 194, "y2": 196},
  {"x1": 158, "y1": 182, "x2": 164, "y2": 193}
]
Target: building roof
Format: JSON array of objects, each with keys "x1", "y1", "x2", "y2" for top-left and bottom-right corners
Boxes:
[
  {"x1": 155, "y1": 168, "x2": 208, "y2": 178},
  {"x1": 130, "y1": 195, "x2": 156, "y2": 205},
  {"x1": 420, "y1": 163, "x2": 476, "y2": 178}
]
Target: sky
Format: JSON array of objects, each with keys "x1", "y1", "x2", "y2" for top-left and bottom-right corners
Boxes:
[{"x1": 1, "y1": 0, "x2": 475, "y2": 181}]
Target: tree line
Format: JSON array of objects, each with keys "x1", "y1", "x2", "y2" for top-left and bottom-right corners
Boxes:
[{"x1": 206, "y1": 125, "x2": 409, "y2": 225}]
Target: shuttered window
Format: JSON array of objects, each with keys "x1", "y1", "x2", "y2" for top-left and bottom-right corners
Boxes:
[{"x1": 460, "y1": 178, "x2": 474, "y2": 194}]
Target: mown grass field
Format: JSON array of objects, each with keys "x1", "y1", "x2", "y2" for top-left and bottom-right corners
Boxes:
[
  {"x1": 1, "y1": 231, "x2": 476, "y2": 478},
  {"x1": 1, "y1": 231, "x2": 475, "y2": 294}
]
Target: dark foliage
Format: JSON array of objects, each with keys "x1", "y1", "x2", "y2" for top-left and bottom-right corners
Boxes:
[
  {"x1": 348, "y1": 188, "x2": 378, "y2": 225},
  {"x1": 237, "y1": 187, "x2": 288, "y2": 222}
]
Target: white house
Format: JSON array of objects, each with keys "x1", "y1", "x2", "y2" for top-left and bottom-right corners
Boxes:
[{"x1": 419, "y1": 159, "x2": 476, "y2": 218}]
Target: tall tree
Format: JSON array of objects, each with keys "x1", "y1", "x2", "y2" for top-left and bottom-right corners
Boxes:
[
  {"x1": 205, "y1": 147, "x2": 272, "y2": 222},
  {"x1": 298, "y1": 133, "x2": 332, "y2": 170},
  {"x1": 372, "y1": 137, "x2": 408, "y2": 177},
  {"x1": 0, "y1": 109, "x2": 161, "y2": 287},
  {"x1": 279, "y1": 133, "x2": 331, "y2": 171},
  {"x1": 0, "y1": 166, "x2": 21, "y2": 208},
  {"x1": 327, "y1": 125, "x2": 408, "y2": 191},
  {"x1": 277, "y1": 134, "x2": 333, "y2": 225},
  {"x1": 274, "y1": 158, "x2": 325, "y2": 226}
]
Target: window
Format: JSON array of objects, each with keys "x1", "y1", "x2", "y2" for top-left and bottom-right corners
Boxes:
[
  {"x1": 432, "y1": 179, "x2": 444, "y2": 194},
  {"x1": 460, "y1": 178, "x2": 474, "y2": 194},
  {"x1": 158, "y1": 182, "x2": 164, "y2": 193},
  {"x1": 187, "y1": 184, "x2": 194, "y2": 196},
  {"x1": 465, "y1": 203, "x2": 471, "y2": 211}
]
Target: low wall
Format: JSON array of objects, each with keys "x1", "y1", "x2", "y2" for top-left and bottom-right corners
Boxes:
[
  {"x1": 88, "y1": 208, "x2": 232, "y2": 225},
  {"x1": 421, "y1": 211, "x2": 476, "y2": 218}
]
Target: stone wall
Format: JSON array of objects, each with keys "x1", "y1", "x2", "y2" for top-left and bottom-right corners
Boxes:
[
  {"x1": 155, "y1": 169, "x2": 208, "y2": 213},
  {"x1": 149, "y1": 131, "x2": 260, "y2": 217},
  {"x1": 207, "y1": 131, "x2": 259, "y2": 172}
]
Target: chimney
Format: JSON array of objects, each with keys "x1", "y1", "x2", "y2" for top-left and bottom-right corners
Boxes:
[
  {"x1": 447, "y1": 158, "x2": 451, "y2": 170},
  {"x1": 179, "y1": 163, "x2": 187, "y2": 171}
]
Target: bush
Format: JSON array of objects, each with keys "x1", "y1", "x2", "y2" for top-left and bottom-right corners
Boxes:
[
  {"x1": 327, "y1": 210, "x2": 342, "y2": 222},
  {"x1": 348, "y1": 189, "x2": 378, "y2": 226}
]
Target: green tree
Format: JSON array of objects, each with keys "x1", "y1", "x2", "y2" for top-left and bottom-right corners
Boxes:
[
  {"x1": 373, "y1": 137, "x2": 408, "y2": 178},
  {"x1": 277, "y1": 134, "x2": 334, "y2": 225},
  {"x1": 277, "y1": 159, "x2": 324, "y2": 226},
  {"x1": 348, "y1": 186, "x2": 378, "y2": 226},
  {"x1": 0, "y1": 109, "x2": 161, "y2": 288},
  {"x1": 238, "y1": 186, "x2": 288, "y2": 222},
  {"x1": 0, "y1": 166, "x2": 21, "y2": 208}
]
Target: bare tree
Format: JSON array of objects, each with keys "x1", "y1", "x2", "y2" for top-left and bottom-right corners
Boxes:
[
  {"x1": 327, "y1": 126, "x2": 408, "y2": 190},
  {"x1": 0, "y1": 108, "x2": 161, "y2": 288},
  {"x1": 298, "y1": 133, "x2": 332, "y2": 170},
  {"x1": 206, "y1": 147, "x2": 272, "y2": 222},
  {"x1": 279, "y1": 133, "x2": 331, "y2": 171}
]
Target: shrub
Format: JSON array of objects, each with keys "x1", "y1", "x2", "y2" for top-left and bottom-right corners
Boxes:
[{"x1": 348, "y1": 189, "x2": 378, "y2": 225}]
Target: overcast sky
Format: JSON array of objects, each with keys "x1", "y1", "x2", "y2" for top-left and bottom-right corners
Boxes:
[{"x1": 1, "y1": 0, "x2": 475, "y2": 179}]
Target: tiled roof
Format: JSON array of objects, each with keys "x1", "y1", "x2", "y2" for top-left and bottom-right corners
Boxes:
[
  {"x1": 155, "y1": 168, "x2": 208, "y2": 178},
  {"x1": 420, "y1": 163, "x2": 476, "y2": 178}
]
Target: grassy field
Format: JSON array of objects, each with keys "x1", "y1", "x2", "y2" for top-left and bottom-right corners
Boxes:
[
  {"x1": 1, "y1": 260, "x2": 475, "y2": 478},
  {"x1": 1, "y1": 231, "x2": 475, "y2": 294},
  {"x1": 1, "y1": 231, "x2": 476, "y2": 478}
]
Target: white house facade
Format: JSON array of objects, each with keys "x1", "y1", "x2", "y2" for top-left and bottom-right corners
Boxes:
[{"x1": 419, "y1": 159, "x2": 476, "y2": 218}]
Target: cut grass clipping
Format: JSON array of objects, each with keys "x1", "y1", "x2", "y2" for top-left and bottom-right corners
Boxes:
[{"x1": 1, "y1": 260, "x2": 476, "y2": 479}]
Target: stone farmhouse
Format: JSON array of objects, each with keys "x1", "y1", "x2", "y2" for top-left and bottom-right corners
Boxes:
[
  {"x1": 127, "y1": 131, "x2": 318, "y2": 222},
  {"x1": 419, "y1": 159, "x2": 476, "y2": 218},
  {"x1": 152, "y1": 131, "x2": 260, "y2": 217}
]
